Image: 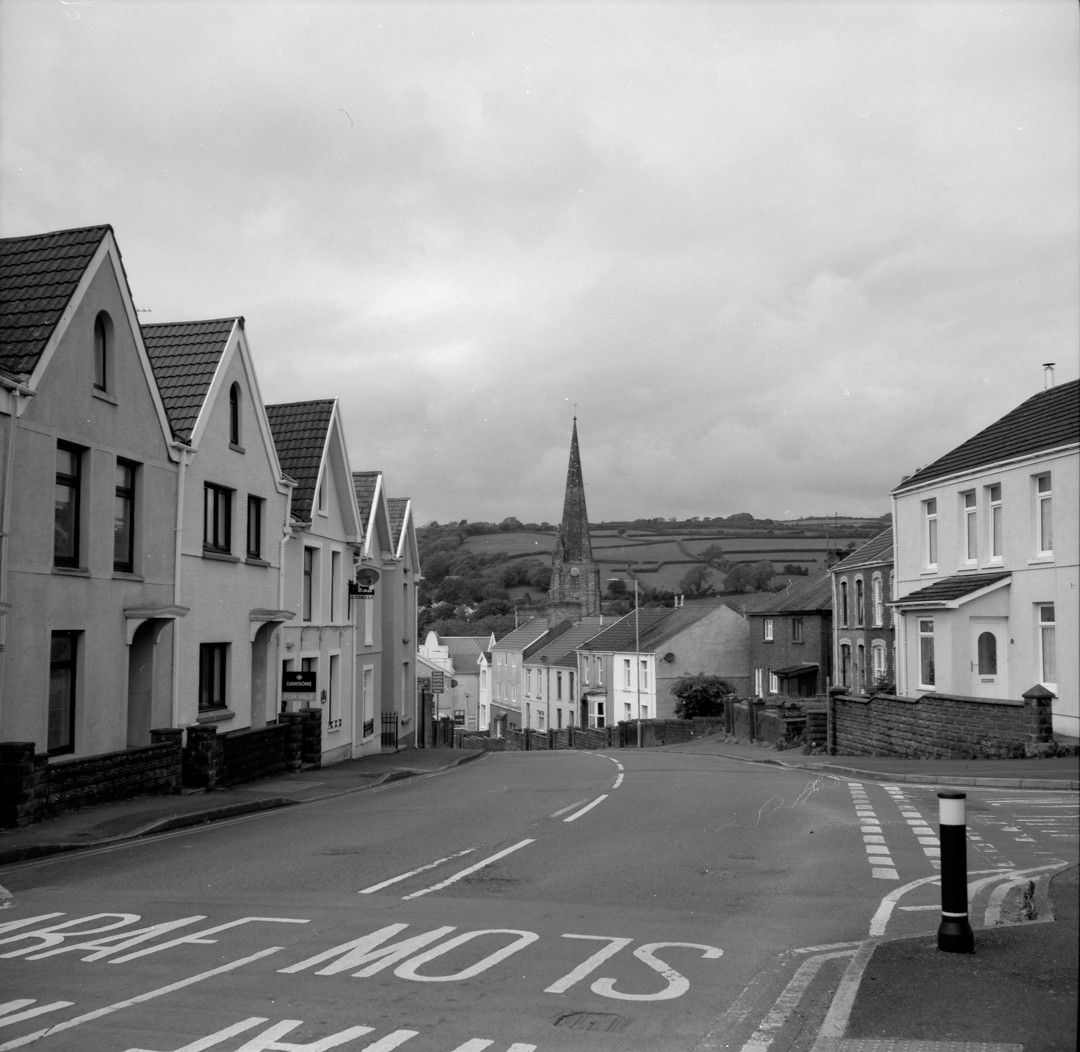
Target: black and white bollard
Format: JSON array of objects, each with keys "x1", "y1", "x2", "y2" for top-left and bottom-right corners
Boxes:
[{"x1": 937, "y1": 790, "x2": 975, "y2": 953}]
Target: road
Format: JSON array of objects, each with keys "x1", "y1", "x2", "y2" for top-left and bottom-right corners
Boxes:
[{"x1": 0, "y1": 750, "x2": 1075, "y2": 1052}]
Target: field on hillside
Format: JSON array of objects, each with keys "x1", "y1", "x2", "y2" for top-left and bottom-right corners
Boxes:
[{"x1": 457, "y1": 529, "x2": 870, "y2": 592}]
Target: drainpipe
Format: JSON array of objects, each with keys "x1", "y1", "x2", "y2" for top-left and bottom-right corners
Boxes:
[
  {"x1": 170, "y1": 441, "x2": 192, "y2": 729},
  {"x1": 0, "y1": 379, "x2": 35, "y2": 715}
]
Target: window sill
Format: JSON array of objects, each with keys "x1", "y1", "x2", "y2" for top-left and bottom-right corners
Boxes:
[
  {"x1": 1027, "y1": 556, "x2": 1055, "y2": 566},
  {"x1": 52, "y1": 566, "x2": 90, "y2": 577},
  {"x1": 112, "y1": 571, "x2": 143, "y2": 581},
  {"x1": 245, "y1": 557, "x2": 271, "y2": 567},
  {"x1": 197, "y1": 709, "x2": 235, "y2": 724},
  {"x1": 92, "y1": 388, "x2": 119, "y2": 406},
  {"x1": 202, "y1": 550, "x2": 240, "y2": 563},
  {"x1": 229, "y1": 443, "x2": 246, "y2": 454}
]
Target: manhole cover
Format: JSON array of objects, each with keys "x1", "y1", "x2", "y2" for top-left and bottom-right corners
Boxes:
[{"x1": 553, "y1": 1011, "x2": 631, "y2": 1033}]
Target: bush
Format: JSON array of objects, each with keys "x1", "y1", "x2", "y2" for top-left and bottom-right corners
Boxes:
[{"x1": 672, "y1": 674, "x2": 734, "y2": 718}]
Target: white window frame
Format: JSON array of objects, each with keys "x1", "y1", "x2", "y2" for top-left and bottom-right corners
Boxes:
[
  {"x1": 1034, "y1": 474, "x2": 1053, "y2": 557},
  {"x1": 871, "y1": 573, "x2": 883, "y2": 627},
  {"x1": 987, "y1": 484, "x2": 1003, "y2": 562},
  {"x1": 768, "y1": 671, "x2": 779, "y2": 694},
  {"x1": 962, "y1": 490, "x2": 978, "y2": 564},
  {"x1": 917, "y1": 618, "x2": 935, "y2": 689},
  {"x1": 854, "y1": 576, "x2": 865, "y2": 626},
  {"x1": 924, "y1": 499, "x2": 938, "y2": 568},
  {"x1": 763, "y1": 618, "x2": 774, "y2": 641},
  {"x1": 1038, "y1": 604, "x2": 1056, "y2": 688}
]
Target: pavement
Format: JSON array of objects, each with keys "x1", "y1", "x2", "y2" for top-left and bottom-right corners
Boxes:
[{"x1": 1, "y1": 737, "x2": 1077, "y2": 1052}]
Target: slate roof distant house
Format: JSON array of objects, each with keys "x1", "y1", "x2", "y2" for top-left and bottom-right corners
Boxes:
[
  {"x1": 417, "y1": 633, "x2": 493, "y2": 731},
  {"x1": 576, "y1": 598, "x2": 751, "y2": 724},
  {"x1": 522, "y1": 619, "x2": 605, "y2": 731},
  {"x1": 265, "y1": 399, "x2": 336, "y2": 523},
  {"x1": 747, "y1": 569, "x2": 833, "y2": 698},
  {"x1": 890, "y1": 379, "x2": 1078, "y2": 736},
  {"x1": 829, "y1": 528, "x2": 896, "y2": 694}
]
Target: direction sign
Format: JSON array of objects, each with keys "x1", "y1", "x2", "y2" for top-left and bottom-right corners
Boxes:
[{"x1": 430, "y1": 671, "x2": 445, "y2": 693}]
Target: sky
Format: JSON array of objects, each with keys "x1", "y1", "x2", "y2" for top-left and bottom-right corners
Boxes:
[{"x1": 2, "y1": 0, "x2": 1077, "y2": 527}]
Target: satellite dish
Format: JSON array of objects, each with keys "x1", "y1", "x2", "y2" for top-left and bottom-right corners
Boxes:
[{"x1": 355, "y1": 568, "x2": 381, "y2": 588}]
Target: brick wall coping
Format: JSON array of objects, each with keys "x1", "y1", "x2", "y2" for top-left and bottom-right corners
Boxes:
[{"x1": 833, "y1": 691, "x2": 1024, "y2": 709}]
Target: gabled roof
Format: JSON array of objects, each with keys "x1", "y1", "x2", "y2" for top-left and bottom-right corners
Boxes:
[
  {"x1": 142, "y1": 318, "x2": 239, "y2": 441},
  {"x1": 895, "y1": 380, "x2": 1080, "y2": 492},
  {"x1": 491, "y1": 618, "x2": 548, "y2": 650},
  {"x1": 265, "y1": 399, "x2": 335, "y2": 523},
  {"x1": 575, "y1": 608, "x2": 678, "y2": 653},
  {"x1": 352, "y1": 471, "x2": 381, "y2": 525},
  {"x1": 441, "y1": 636, "x2": 491, "y2": 669},
  {"x1": 387, "y1": 497, "x2": 409, "y2": 552},
  {"x1": 0, "y1": 225, "x2": 112, "y2": 376},
  {"x1": 747, "y1": 569, "x2": 833, "y2": 615},
  {"x1": 830, "y1": 527, "x2": 894, "y2": 573},
  {"x1": 526, "y1": 621, "x2": 605, "y2": 666},
  {"x1": 890, "y1": 572, "x2": 1010, "y2": 608}
]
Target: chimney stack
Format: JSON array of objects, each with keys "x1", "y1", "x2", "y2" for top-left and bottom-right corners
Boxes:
[{"x1": 1042, "y1": 362, "x2": 1056, "y2": 389}]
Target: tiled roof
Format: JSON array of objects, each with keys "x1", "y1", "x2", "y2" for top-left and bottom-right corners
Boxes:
[
  {"x1": 387, "y1": 498, "x2": 409, "y2": 551},
  {"x1": 575, "y1": 608, "x2": 679, "y2": 653},
  {"x1": 265, "y1": 400, "x2": 335, "y2": 523},
  {"x1": 491, "y1": 619, "x2": 548, "y2": 649},
  {"x1": 142, "y1": 318, "x2": 238, "y2": 441},
  {"x1": 831, "y1": 528, "x2": 894, "y2": 572},
  {"x1": 0, "y1": 225, "x2": 111, "y2": 376},
  {"x1": 896, "y1": 380, "x2": 1080, "y2": 491},
  {"x1": 527, "y1": 621, "x2": 606, "y2": 665},
  {"x1": 441, "y1": 637, "x2": 490, "y2": 669},
  {"x1": 747, "y1": 569, "x2": 833, "y2": 615},
  {"x1": 890, "y1": 572, "x2": 1010, "y2": 607},
  {"x1": 352, "y1": 471, "x2": 381, "y2": 524}
]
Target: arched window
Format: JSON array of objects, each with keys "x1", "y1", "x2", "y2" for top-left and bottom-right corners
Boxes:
[
  {"x1": 93, "y1": 311, "x2": 112, "y2": 391},
  {"x1": 839, "y1": 579, "x2": 849, "y2": 627},
  {"x1": 855, "y1": 577, "x2": 865, "y2": 625},
  {"x1": 229, "y1": 383, "x2": 241, "y2": 447},
  {"x1": 871, "y1": 574, "x2": 884, "y2": 626},
  {"x1": 977, "y1": 632, "x2": 997, "y2": 675}
]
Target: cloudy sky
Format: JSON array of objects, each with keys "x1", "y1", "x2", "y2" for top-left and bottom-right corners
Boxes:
[{"x1": 2, "y1": 0, "x2": 1077, "y2": 526}]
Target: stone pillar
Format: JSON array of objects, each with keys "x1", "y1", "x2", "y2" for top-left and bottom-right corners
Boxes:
[
  {"x1": 183, "y1": 724, "x2": 222, "y2": 789},
  {"x1": 0, "y1": 742, "x2": 40, "y2": 827},
  {"x1": 1021, "y1": 684, "x2": 1055, "y2": 744}
]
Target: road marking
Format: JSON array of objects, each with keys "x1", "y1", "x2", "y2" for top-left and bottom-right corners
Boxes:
[
  {"x1": 563, "y1": 796, "x2": 609, "y2": 823},
  {"x1": 550, "y1": 799, "x2": 588, "y2": 818},
  {"x1": 613, "y1": 773, "x2": 624, "y2": 789},
  {"x1": 741, "y1": 949, "x2": 856, "y2": 1052},
  {"x1": 359, "y1": 848, "x2": 477, "y2": 894},
  {"x1": 847, "y1": 783, "x2": 897, "y2": 879},
  {"x1": 0, "y1": 947, "x2": 282, "y2": 1050},
  {"x1": 403, "y1": 840, "x2": 535, "y2": 900}
]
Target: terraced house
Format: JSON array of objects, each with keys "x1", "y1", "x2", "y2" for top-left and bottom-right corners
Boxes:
[
  {"x1": 0, "y1": 225, "x2": 183, "y2": 757},
  {"x1": 0, "y1": 223, "x2": 425, "y2": 819},
  {"x1": 891, "y1": 379, "x2": 1079, "y2": 738}
]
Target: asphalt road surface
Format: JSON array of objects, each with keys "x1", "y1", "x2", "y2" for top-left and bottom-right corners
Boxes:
[{"x1": 1, "y1": 750, "x2": 1075, "y2": 1052}]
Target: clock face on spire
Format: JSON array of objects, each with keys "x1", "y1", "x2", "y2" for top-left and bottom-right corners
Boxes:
[{"x1": 570, "y1": 567, "x2": 580, "y2": 577}]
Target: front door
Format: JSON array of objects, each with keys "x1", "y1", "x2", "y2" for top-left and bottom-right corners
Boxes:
[{"x1": 970, "y1": 618, "x2": 1008, "y2": 698}]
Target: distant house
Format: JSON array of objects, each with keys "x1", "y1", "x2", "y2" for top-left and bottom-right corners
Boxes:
[
  {"x1": 829, "y1": 528, "x2": 895, "y2": 694},
  {"x1": 352, "y1": 472, "x2": 420, "y2": 749},
  {"x1": 890, "y1": 380, "x2": 1078, "y2": 738},
  {"x1": 523, "y1": 620, "x2": 604, "y2": 731},
  {"x1": 576, "y1": 599, "x2": 751, "y2": 726},
  {"x1": 266, "y1": 399, "x2": 363, "y2": 764},
  {"x1": 143, "y1": 316, "x2": 294, "y2": 733},
  {"x1": 747, "y1": 570, "x2": 833, "y2": 698},
  {"x1": 0, "y1": 225, "x2": 183, "y2": 756},
  {"x1": 417, "y1": 631, "x2": 493, "y2": 730},
  {"x1": 489, "y1": 618, "x2": 558, "y2": 734}
]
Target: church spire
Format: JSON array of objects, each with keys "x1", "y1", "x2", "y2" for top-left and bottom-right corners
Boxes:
[{"x1": 548, "y1": 417, "x2": 601, "y2": 621}]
